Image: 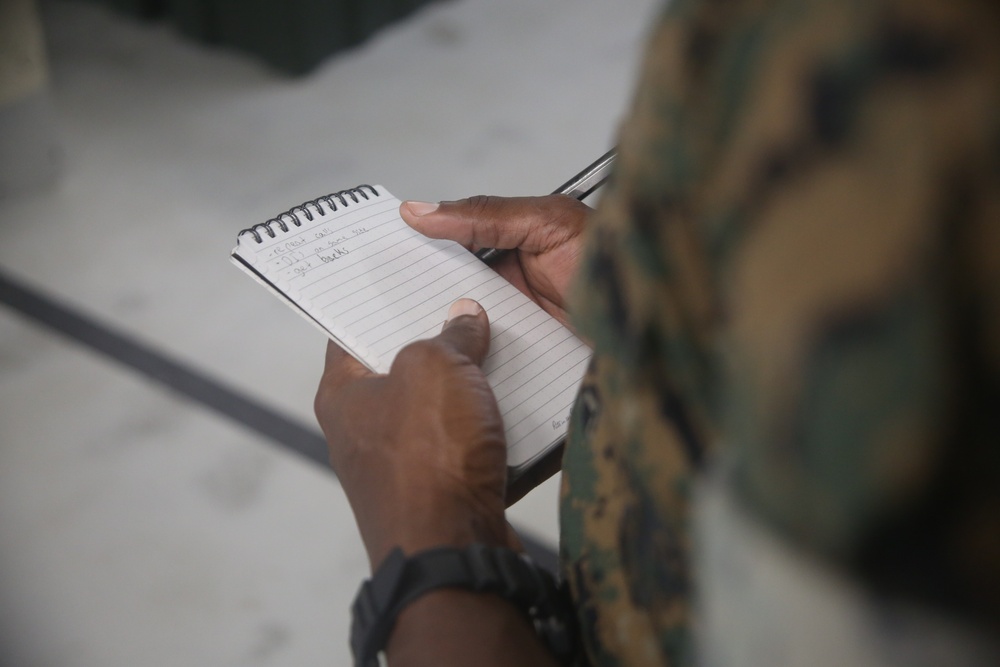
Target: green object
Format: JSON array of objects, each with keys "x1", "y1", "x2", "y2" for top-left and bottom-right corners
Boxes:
[
  {"x1": 212, "y1": 0, "x2": 358, "y2": 75},
  {"x1": 71, "y1": 0, "x2": 438, "y2": 74}
]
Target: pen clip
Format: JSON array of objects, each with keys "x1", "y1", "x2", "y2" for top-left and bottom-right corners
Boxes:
[{"x1": 552, "y1": 148, "x2": 617, "y2": 200}]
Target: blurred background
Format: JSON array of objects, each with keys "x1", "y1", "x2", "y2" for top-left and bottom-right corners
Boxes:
[{"x1": 0, "y1": 0, "x2": 659, "y2": 663}]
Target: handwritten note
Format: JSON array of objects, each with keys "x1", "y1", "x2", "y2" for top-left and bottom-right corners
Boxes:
[{"x1": 232, "y1": 186, "x2": 590, "y2": 471}]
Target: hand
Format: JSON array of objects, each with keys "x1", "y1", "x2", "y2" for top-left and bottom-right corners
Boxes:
[
  {"x1": 314, "y1": 299, "x2": 512, "y2": 569},
  {"x1": 400, "y1": 195, "x2": 590, "y2": 327}
]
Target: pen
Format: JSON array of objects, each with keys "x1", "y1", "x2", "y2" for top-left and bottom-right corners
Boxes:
[{"x1": 474, "y1": 148, "x2": 617, "y2": 263}]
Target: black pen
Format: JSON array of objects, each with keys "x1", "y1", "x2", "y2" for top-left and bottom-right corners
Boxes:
[{"x1": 474, "y1": 148, "x2": 617, "y2": 263}]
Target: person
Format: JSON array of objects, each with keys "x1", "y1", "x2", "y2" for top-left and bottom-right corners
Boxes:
[{"x1": 313, "y1": 0, "x2": 1000, "y2": 664}]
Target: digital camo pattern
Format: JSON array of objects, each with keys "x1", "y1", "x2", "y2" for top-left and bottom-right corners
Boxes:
[{"x1": 560, "y1": 0, "x2": 1000, "y2": 665}]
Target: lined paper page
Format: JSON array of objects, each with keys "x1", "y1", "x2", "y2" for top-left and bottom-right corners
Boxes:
[{"x1": 233, "y1": 186, "x2": 590, "y2": 470}]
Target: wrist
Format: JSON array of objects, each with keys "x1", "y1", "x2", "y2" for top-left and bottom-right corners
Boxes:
[
  {"x1": 387, "y1": 588, "x2": 561, "y2": 666},
  {"x1": 361, "y1": 496, "x2": 509, "y2": 571}
]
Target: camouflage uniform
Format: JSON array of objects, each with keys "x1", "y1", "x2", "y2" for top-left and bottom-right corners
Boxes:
[{"x1": 560, "y1": 0, "x2": 1000, "y2": 665}]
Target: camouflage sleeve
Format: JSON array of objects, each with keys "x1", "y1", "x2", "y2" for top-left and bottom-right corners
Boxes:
[{"x1": 560, "y1": 0, "x2": 1000, "y2": 665}]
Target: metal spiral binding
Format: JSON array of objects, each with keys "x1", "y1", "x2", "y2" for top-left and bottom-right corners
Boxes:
[{"x1": 238, "y1": 184, "x2": 380, "y2": 244}]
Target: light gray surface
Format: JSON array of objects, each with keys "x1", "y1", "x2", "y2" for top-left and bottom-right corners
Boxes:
[{"x1": 0, "y1": 0, "x2": 660, "y2": 663}]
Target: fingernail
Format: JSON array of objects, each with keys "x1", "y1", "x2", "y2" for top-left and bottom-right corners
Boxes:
[
  {"x1": 446, "y1": 298, "x2": 482, "y2": 322},
  {"x1": 404, "y1": 201, "x2": 439, "y2": 217}
]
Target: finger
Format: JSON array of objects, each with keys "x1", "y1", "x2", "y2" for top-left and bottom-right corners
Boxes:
[
  {"x1": 400, "y1": 195, "x2": 589, "y2": 253},
  {"x1": 436, "y1": 299, "x2": 491, "y2": 367},
  {"x1": 320, "y1": 339, "x2": 373, "y2": 393}
]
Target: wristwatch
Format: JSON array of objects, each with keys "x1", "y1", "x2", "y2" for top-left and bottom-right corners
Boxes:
[{"x1": 350, "y1": 543, "x2": 577, "y2": 666}]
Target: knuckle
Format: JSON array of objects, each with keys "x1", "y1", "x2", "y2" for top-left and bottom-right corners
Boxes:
[
  {"x1": 463, "y1": 194, "x2": 496, "y2": 217},
  {"x1": 313, "y1": 375, "x2": 336, "y2": 420},
  {"x1": 393, "y1": 339, "x2": 448, "y2": 369},
  {"x1": 548, "y1": 194, "x2": 589, "y2": 219}
]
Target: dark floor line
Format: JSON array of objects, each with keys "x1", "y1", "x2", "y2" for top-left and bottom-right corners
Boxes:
[
  {"x1": 0, "y1": 268, "x2": 331, "y2": 465},
  {"x1": 0, "y1": 268, "x2": 559, "y2": 571}
]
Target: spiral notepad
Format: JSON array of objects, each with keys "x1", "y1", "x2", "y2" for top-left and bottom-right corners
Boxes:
[{"x1": 231, "y1": 185, "x2": 590, "y2": 474}]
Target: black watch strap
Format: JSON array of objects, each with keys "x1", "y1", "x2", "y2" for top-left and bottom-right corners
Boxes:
[{"x1": 350, "y1": 544, "x2": 575, "y2": 666}]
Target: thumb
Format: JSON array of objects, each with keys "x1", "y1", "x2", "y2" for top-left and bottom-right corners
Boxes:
[
  {"x1": 400, "y1": 195, "x2": 588, "y2": 253},
  {"x1": 436, "y1": 298, "x2": 491, "y2": 367}
]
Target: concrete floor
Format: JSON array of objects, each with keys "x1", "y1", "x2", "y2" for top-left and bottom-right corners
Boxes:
[{"x1": 0, "y1": 0, "x2": 660, "y2": 664}]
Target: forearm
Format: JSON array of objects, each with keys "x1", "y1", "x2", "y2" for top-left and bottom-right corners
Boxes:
[{"x1": 387, "y1": 589, "x2": 561, "y2": 667}]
